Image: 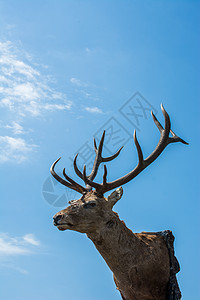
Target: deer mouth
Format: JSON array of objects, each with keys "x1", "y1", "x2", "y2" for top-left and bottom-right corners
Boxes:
[
  {"x1": 63, "y1": 222, "x2": 73, "y2": 227},
  {"x1": 53, "y1": 214, "x2": 74, "y2": 228},
  {"x1": 56, "y1": 222, "x2": 74, "y2": 229}
]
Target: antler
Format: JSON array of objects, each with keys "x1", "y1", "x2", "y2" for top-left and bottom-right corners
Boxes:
[
  {"x1": 50, "y1": 157, "x2": 87, "y2": 194},
  {"x1": 50, "y1": 131, "x2": 123, "y2": 194},
  {"x1": 73, "y1": 130, "x2": 123, "y2": 190},
  {"x1": 82, "y1": 104, "x2": 188, "y2": 194}
]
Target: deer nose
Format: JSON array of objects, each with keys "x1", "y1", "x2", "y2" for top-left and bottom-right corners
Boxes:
[{"x1": 53, "y1": 214, "x2": 63, "y2": 225}]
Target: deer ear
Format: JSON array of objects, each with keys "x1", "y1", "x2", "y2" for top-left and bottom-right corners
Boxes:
[{"x1": 107, "y1": 187, "x2": 123, "y2": 208}]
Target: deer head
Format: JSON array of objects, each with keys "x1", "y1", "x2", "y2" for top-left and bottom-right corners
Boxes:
[
  {"x1": 52, "y1": 188, "x2": 123, "y2": 233},
  {"x1": 51, "y1": 105, "x2": 187, "y2": 234}
]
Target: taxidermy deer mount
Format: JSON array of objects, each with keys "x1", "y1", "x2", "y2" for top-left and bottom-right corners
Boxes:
[{"x1": 51, "y1": 105, "x2": 188, "y2": 300}]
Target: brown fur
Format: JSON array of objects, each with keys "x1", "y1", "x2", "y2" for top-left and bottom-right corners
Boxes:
[{"x1": 53, "y1": 189, "x2": 173, "y2": 300}]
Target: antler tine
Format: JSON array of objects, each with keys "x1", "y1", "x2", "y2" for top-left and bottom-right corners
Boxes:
[
  {"x1": 88, "y1": 130, "x2": 124, "y2": 181},
  {"x1": 103, "y1": 165, "x2": 107, "y2": 186},
  {"x1": 152, "y1": 104, "x2": 170, "y2": 137},
  {"x1": 83, "y1": 165, "x2": 100, "y2": 190},
  {"x1": 133, "y1": 130, "x2": 144, "y2": 165},
  {"x1": 63, "y1": 168, "x2": 87, "y2": 194},
  {"x1": 98, "y1": 130, "x2": 106, "y2": 155},
  {"x1": 102, "y1": 146, "x2": 124, "y2": 162},
  {"x1": 144, "y1": 104, "x2": 171, "y2": 165},
  {"x1": 161, "y1": 104, "x2": 171, "y2": 139},
  {"x1": 94, "y1": 138, "x2": 98, "y2": 152},
  {"x1": 168, "y1": 129, "x2": 189, "y2": 145},
  {"x1": 80, "y1": 105, "x2": 188, "y2": 194},
  {"x1": 151, "y1": 111, "x2": 163, "y2": 133},
  {"x1": 73, "y1": 130, "x2": 124, "y2": 187},
  {"x1": 73, "y1": 154, "x2": 84, "y2": 180},
  {"x1": 146, "y1": 104, "x2": 188, "y2": 163},
  {"x1": 81, "y1": 130, "x2": 144, "y2": 193},
  {"x1": 50, "y1": 158, "x2": 86, "y2": 194},
  {"x1": 73, "y1": 131, "x2": 106, "y2": 183}
]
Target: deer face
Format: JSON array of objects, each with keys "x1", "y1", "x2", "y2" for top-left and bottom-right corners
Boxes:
[{"x1": 53, "y1": 188, "x2": 123, "y2": 233}]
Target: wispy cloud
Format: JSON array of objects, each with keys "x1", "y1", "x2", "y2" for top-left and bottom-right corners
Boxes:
[
  {"x1": 84, "y1": 106, "x2": 103, "y2": 114},
  {"x1": 0, "y1": 263, "x2": 29, "y2": 275},
  {"x1": 23, "y1": 234, "x2": 40, "y2": 246},
  {"x1": 43, "y1": 102, "x2": 72, "y2": 111},
  {"x1": 5, "y1": 122, "x2": 25, "y2": 135},
  {"x1": 0, "y1": 233, "x2": 40, "y2": 256},
  {"x1": 0, "y1": 41, "x2": 72, "y2": 117},
  {"x1": 0, "y1": 233, "x2": 40, "y2": 274},
  {"x1": 0, "y1": 41, "x2": 73, "y2": 163},
  {"x1": 0, "y1": 136, "x2": 37, "y2": 163},
  {"x1": 70, "y1": 77, "x2": 88, "y2": 87},
  {"x1": 69, "y1": 76, "x2": 102, "y2": 103}
]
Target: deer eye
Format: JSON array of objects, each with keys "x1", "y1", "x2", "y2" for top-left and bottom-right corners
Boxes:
[{"x1": 83, "y1": 202, "x2": 96, "y2": 209}]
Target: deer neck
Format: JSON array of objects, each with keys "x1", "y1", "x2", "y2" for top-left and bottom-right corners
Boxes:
[{"x1": 87, "y1": 211, "x2": 140, "y2": 284}]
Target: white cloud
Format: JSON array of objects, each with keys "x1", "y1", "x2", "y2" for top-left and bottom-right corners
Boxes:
[
  {"x1": 84, "y1": 106, "x2": 103, "y2": 114},
  {"x1": 0, "y1": 233, "x2": 40, "y2": 256},
  {"x1": 0, "y1": 233, "x2": 40, "y2": 274},
  {"x1": 23, "y1": 234, "x2": 40, "y2": 246},
  {"x1": 0, "y1": 237, "x2": 29, "y2": 255},
  {"x1": 0, "y1": 41, "x2": 75, "y2": 163},
  {"x1": 70, "y1": 77, "x2": 88, "y2": 87},
  {"x1": 5, "y1": 122, "x2": 24, "y2": 135},
  {"x1": 22, "y1": 100, "x2": 41, "y2": 117},
  {"x1": 0, "y1": 41, "x2": 72, "y2": 117},
  {"x1": 0, "y1": 136, "x2": 37, "y2": 163},
  {"x1": 12, "y1": 83, "x2": 41, "y2": 101},
  {"x1": 43, "y1": 102, "x2": 72, "y2": 111}
]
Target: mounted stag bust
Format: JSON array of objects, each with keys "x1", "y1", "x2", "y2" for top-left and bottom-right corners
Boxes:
[{"x1": 51, "y1": 105, "x2": 188, "y2": 300}]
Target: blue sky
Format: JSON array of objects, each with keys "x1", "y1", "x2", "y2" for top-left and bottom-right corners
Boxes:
[{"x1": 0, "y1": 1, "x2": 199, "y2": 299}]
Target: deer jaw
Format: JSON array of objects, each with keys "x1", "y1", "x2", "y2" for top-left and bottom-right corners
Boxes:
[{"x1": 53, "y1": 187, "x2": 123, "y2": 233}]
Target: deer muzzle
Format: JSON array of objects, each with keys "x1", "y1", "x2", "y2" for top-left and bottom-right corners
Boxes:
[{"x1": 53, "y1": 213, "x2": 74, "y2": 231}]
